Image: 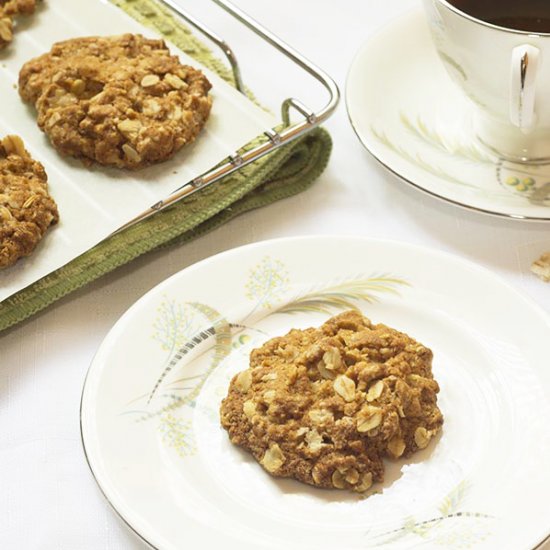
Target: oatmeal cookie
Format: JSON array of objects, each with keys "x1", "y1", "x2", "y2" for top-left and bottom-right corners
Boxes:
[
  {"x1": 19, "y1": 34, "x2": 212, "y2": 169},
  {"x1": 0, "y1": 135, "x2": 59, "y2": 269},
  {"x1": 0, "y1": 0, "x2": 37, "y2": 49},
  {"x1": 220, "y1": 310, "x2": 443, "y2": 493}
]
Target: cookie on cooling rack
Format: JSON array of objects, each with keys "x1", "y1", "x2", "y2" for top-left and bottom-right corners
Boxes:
[
  {"x1": 0, "y1": 135, "x2": 59, "y2": 269},
  {"x1": 220, "y1": 310, "x2": 443, "y2": 493},
  {"x1": 19, "y1": 33, "x2": 213, "y2": 169},
  {"x1": 0, "y1": 0, "x2": 37, "y2": 49}
]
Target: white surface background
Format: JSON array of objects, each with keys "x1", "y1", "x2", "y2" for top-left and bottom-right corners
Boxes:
[{"x1": 1, "y1": 1, "x2": 549, "y2": 548}]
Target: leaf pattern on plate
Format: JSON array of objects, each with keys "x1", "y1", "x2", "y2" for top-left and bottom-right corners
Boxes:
[
  {"x1": 371, "y1": 481, "x2": 494, "y2": 548},
  {"x1": 125, "y1": 302, "x2": 233, "y2": 423},
  {"x1": 400, "y1": 113, "x2": 495, "y2": 165},
  {"x1": 152, "y1": 298, "x2": 203, "y2": 353},
  {"x1": 245, "y1": 256, "x2": 289, "y2": 313},
  {"x1": 159, "y1": 413, "x2": 196, "y2": 457},
  {"x1": 372, "y1": 126, "x2": 481, "y2": 191},
  {"x1": 278, "y1": 275, "x2": 408, "y2": 315}
]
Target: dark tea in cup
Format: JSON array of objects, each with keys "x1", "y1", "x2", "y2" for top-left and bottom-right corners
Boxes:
[{"x1": 449, "y1": 0, "x2": 550, "y2": 33}]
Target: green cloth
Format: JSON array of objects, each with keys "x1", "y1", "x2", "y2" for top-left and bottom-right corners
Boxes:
[{"x1": 0, "y1": 0, "x2": 332, "y2": 333}]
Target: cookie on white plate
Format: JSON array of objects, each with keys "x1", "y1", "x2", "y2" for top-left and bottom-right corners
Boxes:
[{"x1": 221, "y1": 310, "x2": 444, "y2": 493}]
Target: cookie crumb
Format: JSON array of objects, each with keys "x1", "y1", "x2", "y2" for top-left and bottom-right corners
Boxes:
[{"x1": 531, "y1": 252, "x2": 550, "y2": 282}]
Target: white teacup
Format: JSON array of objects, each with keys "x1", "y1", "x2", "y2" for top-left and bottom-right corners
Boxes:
[{"x1": 423, "y1": 0, "x2": 550, "y2": 161}]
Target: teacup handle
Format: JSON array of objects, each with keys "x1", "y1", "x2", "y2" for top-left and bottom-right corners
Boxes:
[{"x1": 510, "y1": 45, "x2": 540, "y2": 132}]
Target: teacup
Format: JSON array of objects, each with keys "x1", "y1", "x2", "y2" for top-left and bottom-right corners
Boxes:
[{"x1": 423, "y1": 0, "x2": 550, "y2": 161}]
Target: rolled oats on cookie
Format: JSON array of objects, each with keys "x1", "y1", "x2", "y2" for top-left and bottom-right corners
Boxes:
[
  {"x1": 19, "y1": 34, "x2": 213, "y2": 169},
  {"x1": 0, "y1": 135, "x2": 59, "y2": 269},
  {"x1": 220, "y1": 310, "x2": 444, "y2": 493}
]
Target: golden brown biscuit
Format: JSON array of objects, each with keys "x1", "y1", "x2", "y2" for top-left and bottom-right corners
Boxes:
[
  {"x1": 220, "y1": 310, "x2": 443, "y2": 493},
  {"x1": 0, "y1": 0, "x2": 37, "y2": 49},
  {"x1": 19, "y1": 34, "x2": 212, "y2": 169},
  {"x1": 0, "y1": 135, "x2": 59, "y2": 269}
]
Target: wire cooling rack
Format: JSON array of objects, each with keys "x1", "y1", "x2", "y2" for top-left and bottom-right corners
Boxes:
[{"x1": 116, "y1": 0, "x2": 340, "y2": 231}]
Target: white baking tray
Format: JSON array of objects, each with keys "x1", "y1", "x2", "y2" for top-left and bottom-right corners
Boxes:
[{"x1": 0, "y1": 0, "x2": 276, "y2": 302}]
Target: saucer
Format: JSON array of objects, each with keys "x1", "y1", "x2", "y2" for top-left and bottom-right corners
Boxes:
[{"x1": 346, "y1": 9, "x2": 550, "y2": 220}]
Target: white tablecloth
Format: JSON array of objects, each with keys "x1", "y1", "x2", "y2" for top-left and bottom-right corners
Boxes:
[{"x1": 1, "y1": 1, "x2": 549, "y2": 548}]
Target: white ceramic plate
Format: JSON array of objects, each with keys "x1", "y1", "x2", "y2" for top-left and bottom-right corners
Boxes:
[
  {"x1": 346, "y1": 9, "x2": 550, "y2": 220},
  {"x1": 81, "y1": 236, "x2": 550, "y2": 550}
]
